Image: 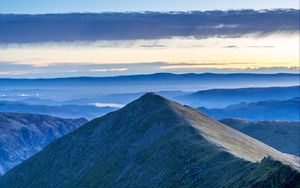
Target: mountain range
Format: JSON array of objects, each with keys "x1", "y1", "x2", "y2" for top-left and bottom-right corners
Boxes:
[
  {"x1": 178, "y1": 86, "x2": 300, "y2": 108},
  {"x1": 199, "y1": 97, "x2": 300, "y2": 121},
  {"x1": 1, "y1": 74, "x2": 299, "y2": 99},
  {"x1": 0, "y1": 101, "x2": 116, "y2": 119},
  {"x1": 0, "y1": 112, "x2": 87, "y2": 175},
  {"x1": 2, "y1": 87, "x2": 298, "y2": 121},
  {"x1": 0, "y1": 93, "x2": 299, "y2": 187}
]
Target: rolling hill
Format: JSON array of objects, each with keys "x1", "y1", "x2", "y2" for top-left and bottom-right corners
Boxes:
[
  {"x1": 0, "y1": 93, "x2": 299, "y2": 187},
  {"x1": 0, "y1": 112, "x2": 87, "y2": 175}
]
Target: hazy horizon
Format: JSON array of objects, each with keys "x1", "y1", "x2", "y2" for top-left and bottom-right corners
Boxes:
[{"x1": 0, "y1": 72, "x2": 300, "y2": 80}]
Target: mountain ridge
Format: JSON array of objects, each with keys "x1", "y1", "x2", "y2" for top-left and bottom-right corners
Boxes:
[
  {"x1": 0, "y1": 112, "x2": 87, "y2": 175},
  {"x1": 0, "y1": 93, "x2": 299, "y2": 187}
]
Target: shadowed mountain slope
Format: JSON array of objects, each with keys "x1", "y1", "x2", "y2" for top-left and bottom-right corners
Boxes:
[
  {"x1": 220, "y1": 119, "x2": 300, "y2": 156},
  {"x1": 0, "y1": 93, "x2": 299, "y2": 187},
  {"x1": 0, "y1": 112, "x2": 87, "y2": 175}
]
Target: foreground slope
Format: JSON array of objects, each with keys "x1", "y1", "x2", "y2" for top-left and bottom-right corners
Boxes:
[
  {"x1": 0, "y1": 93, "x2": 299, "y2": 188},
  {"x1": 0, "y1": 112, "x2": 87, "y2": 175},
  {"x1": 220, "y1": 119, "x2": 300, "y2": 156}
]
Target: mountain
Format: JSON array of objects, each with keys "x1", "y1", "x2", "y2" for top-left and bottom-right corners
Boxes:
[
  {"x1": 0, "y1": 101, "x2": 117, "y2": 119},
  {"x1": 0, "y1": 112, "x2": 87, "y2": 175},
  {"x1": 1, "y1": 93, "x2": 299, "y2": 187},
  {"x1": 178, "y1": 86, "x2": 300, "y2": 108},
  {"x1": 220, "y1": 119, "x2": 300, "y2": 156},
  {"x1": 198, "y1": 97, "x2": 300, "y2": 121}
]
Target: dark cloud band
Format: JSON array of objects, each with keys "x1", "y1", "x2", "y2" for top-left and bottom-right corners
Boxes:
[{"x1": 0, "y1": 9, "x2": 298, "y2": 43}]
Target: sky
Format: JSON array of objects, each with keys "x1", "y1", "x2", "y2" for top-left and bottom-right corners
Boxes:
[
  {"x1": 0, "y1": 0, "x2": 299, "y2": 13},
  {"x1": 0, "y1": 1, "x2": 299, "y2": 78}
]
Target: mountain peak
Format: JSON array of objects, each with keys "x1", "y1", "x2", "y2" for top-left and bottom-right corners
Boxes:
[
  {"x1": 121, "y1": 92, "x2": 173, "y2": 112},
  {"x1": 139, "y1": 92, "x2": 165, "y2": 101},
  {"x1": 139, "y1": 92, "x2": 173, "y2": 103},
  {"x1": 0, "y1": 94, "x2": 299, "y2": 187},
  {"x1": 128, "y1": 93, "x2": 300, "y2": 170}
]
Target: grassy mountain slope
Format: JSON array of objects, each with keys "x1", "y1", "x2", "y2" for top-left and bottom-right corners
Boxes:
[
  {"x1": 0, "y1": 112, "x2": 87, "y2": 175},
  {"x1": 220, "y1": 119, "x2": 300, "y2": 156},
  {"x1": 0, "y1": 93, "x2": 299, "y2": 187}
]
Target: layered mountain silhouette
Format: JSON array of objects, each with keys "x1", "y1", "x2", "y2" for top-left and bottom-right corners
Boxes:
[
  {"x1": 0, "y1": 93, "x2": 299, "y2": 187},
  {"x1": 0, "y1": 101, "x2": 116, "y2": 119},
  {"x1": 178, "y1": 86, "x2": 300, "y2": 108},
  {"x1": 199, "y1": 97, "x2": 300, "y2": 121},
  {"x1": 1, "y1": 74, "x2": 299, "y2": 98},
  {"x1": 0, "y1": 112, "x2": 87, "y2": 175}
]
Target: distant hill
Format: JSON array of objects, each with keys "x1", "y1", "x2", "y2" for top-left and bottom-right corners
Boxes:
[
  {"x1": 1, "y1": 93, "x2": 299, "y2": 187},
  {"x1": 0, "y1": 112, "x2": 87, "y2": 175},
  {"x1": 198, "y1": 97, "x2": 300, "y2": 121},
  {"x1": 178, "y1": 86, "x2": 300, "y2": 108},
  {"x1": 0, "y1": 101, "x2": 116, "y2": 119},
  {"x1": 220, "y1": 119, "x2": 300, "y2": 156}
]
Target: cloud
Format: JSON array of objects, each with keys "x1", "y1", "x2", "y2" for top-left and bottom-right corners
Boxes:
[
  {"x1": 0, "y1": 71, "x2": 28, "y2": 75},
  {"x1": 140, "y1": 44, "x2": 167, "y2": 48},
  {"x1": 0, "y1": 61, "x2": 165, "y2": 77},
  {"x1": 0, "y1": 61, "x2": 299, "y2": 78},
  {"x1": 246, "y1": 45, "x2": 276, "y2": 48},
  {"x1": 89, "y1": 68, "x2": 128, "y2": 72},
  {"x1": 0, "y1": 9, "x2": 298, "y2": 43},
  {"x1": 223, "y1": 45, "x2": 239, "y2": 48},
  {"x1": 244, "y1": 66, "x2": 300, "y2": 73},
  {"x1": 159, "y1": 66, "x2": 300, "y2": 74},
  {"x1": 92, "y1": 103, "x2": 125, "y2": 108}
]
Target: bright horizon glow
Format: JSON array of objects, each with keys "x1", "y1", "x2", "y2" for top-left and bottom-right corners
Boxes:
[{"x1": 1, "y1": 34, "x2": 298, "y2": 69}]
